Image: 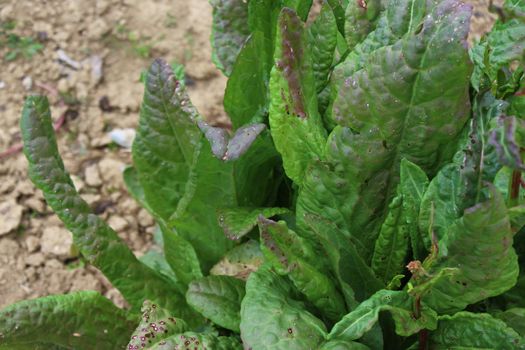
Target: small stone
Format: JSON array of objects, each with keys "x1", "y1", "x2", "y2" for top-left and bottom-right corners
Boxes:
[
  {"x1": 98, "y1": 158, "x2": 125, "y2": 188},
  {"x1": 82, "y1": 194, "x2": 101, "y2": 206},
  {"x1": 87, "y1": 18, "x2": 110, "y2": 40},
  {"x1": 108, "y1": 215, "x2": 128, "y2": 231},
  {"x1": 0, "y1": 200, "x2": 24, "y2": 236},
  {"x1": 0, "y1": 81, "x2": 5, "y2": 89},
  {"x1": 70, "y1": 271, "x2": 102, "y2": 292},
  {"x1": 24, "y1": 197, "x2": 45, "y2": 213},
  {"x1": 137, "y1": 209, "x2": 154, "y2": 227},
  {"x1": 25, "y1": 236, "x2": 40, "y2": 253},
  {"x1": 85, "y1": 163, "x2": 102, "y2": 187},
  {"x1": 26, "y1": 253, "x2": 45, "y2": 266},
  {"x1": 71, "y1": 175, "x2": 85, "y2": 192},
  {"x1": 22, "y1": 76, "x2": 33, "y2": 90},
  {"x1": 41, "y1": 226, "x2": 73, "y2": 258}
]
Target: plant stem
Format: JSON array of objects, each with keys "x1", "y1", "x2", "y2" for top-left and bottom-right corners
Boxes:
[
  {"x1": 414, "y1": 296, "x2": 428, "y2": 350},
  {"x1": 509, "y1": 170, "x2": 522, "y2": 207}
]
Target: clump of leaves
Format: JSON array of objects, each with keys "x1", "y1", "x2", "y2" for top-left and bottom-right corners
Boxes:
[
  {"x1": 2, "y1": 0, "x2": 525, "y2": 349},
  {"x1": 0, "y1": 20, "x2": 44, "y2": 61}
]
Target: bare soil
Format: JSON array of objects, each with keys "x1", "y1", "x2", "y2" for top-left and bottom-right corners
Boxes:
[{"x1": 0, "y1": 0, "x2": 501, "y2": 309}]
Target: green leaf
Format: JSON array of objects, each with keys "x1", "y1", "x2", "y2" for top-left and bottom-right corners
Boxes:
[
  {"x1": 344, "y1": 0, "x2": 382, "y2": 50},
  {"x1": 416, "y1": 188, "x2": 519, "y2": 314},
  {"x1": 224, "y1": 32, "x2": 271, "y2": 128},
  {"x1": 493, "y1": 308, "x2": 525, "y2": 337},
  {"x1": 371, "y1": 186, "x2": 409, "y2": 284},
  {"x1": 300, "y1": 212, "x2": 382, "y2": 305},
  {"x1": 210, "y1": 0, "x2": 251, "y2": 76},
  {"x1": 123, "y1": 166, "x2": 153, "y2": 213},
  {"x1": 217, "y1": 207, "x2": 290, "y2": 240},
  {"x1": 326, "y1": 0, "x2": 347, "y2": 35},
  {"x1": 148, "y1": 332, "x2": 243, "y2": 349},
  {"x1": 169, "y1": 131, "x2": 280, "y2": 271},
  {"x1": 210, "y1": 239, "x2": 265, "y2": 280},
  {"x1": 269, "y1": 8, "x2": 327, "y2": 185},
  {"x1": 399, "y1": 159, "x2": 429, "y2": 260},
  {"x1": 240, "y1": 266, "x2": 328, "y2": 350},
  {"x1": 320, "y1": 339, "x2": 371, "y2": 350},
  {"x1": 490, "y1": 115, "x2": 525, "y2": 171},
  {"x1": 186, "y1": 275, "x2": 246, "y2": 332},
  {"x1": 139, "y1": 250, "x2": 179, "y2": 284},
  {"x1": 308, "y1": 2, "x2": 338, "y2": 94},
  {"x1": 328, "y1": 290, "x2": 437, "y2": 341},
  {"x1": 299, "y1": 0, "x2": 472, "y2": 265},
  {"x1": 20, "y1": 96, "x2": 197, "y2": 319},
  {"x1": 162, "y1": 225, "x2": 203, "y2": 288},
  {"x1": 132, "y1": 59, "x2": 201, "y2": 220},
  {"x1": 428, "y1": 312, "x2": 524, "y2": 349},
  {"x1": 259, "y1": 218, "x2": 347, "y2": 322},
  {"x1": 471, "y1": 17, "x2": 525, "y2": 93},
  {"x1": 296, "y1": 128, "x2": 390, "y2": 264},
  {"x1": 127, "y1": 301, "x2": 188, "y2": 349},
  {"x1": 332, "y1": 0, "x2": 472, "y2": 172},
  {"x1": 0, "y1": 291, "x2": 135, "y2": 350},
  {"x1": 372, "y1": 159, "x2": 429, "y2": 282}
]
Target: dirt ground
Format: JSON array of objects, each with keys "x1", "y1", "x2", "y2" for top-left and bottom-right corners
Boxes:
[{"x1": 0, "y1": 0, "x2": 502, "y2": 309}]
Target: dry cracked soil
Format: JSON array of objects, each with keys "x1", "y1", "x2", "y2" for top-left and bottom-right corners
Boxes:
[{"x1": 0, "y1": 0, "x2": 502, "y2": 309}]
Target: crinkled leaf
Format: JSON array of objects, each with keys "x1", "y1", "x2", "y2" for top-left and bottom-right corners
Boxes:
[
  {"x1": 223, "y1": 0, "x2": 314, "y2": 129},
  {"x1": 399, "y1": 158, "x2": 429, "y2": 260},
  {"x1": 308, "y1": 2, "x2": 338, "y2": 93},
  {"x1": 419, "y1": 92, "x2": 509, "y2": 245},
  {"x1": 186, "y1": 275, "x2": 245, "y2": 332},
  {"x1": 371, "y1": 187, "x2": 409, "y2": 284},
  {"x1": 296, "y1": 128, "x2": 390, "y2": 264},
  {"x1": 258, "y1": 218, "x2": 346, "y2": 322},
  {"x1": 132, "y1": 59, "x2": 201, "y2": 220},
  {"x1": 326, "y1": 0, "x2": 430, "y2": 127},
  {"x1": 493, "y1": 308, "x2": 525, "y2": 337},
  {"x1": 20, "y1": 96, "x2": 195, "y2": 319},
  {"x1": 300, "y1": 1, "x2": 472, "y2": 265},
  {"x1": 169, "y1": 129, "x2": 280, "y2": 271},
  {"x1": 372, "y1": 159, "x2": 429, "y2": 280},
  {"x1": 344, "y1": 0, "x2": 382, "y2": 50},
  {"x1": 490, "y1": 115, "x2": 525, "y2": 171},
  {"x1": 210, "y1": 240, "x2": 265, "y2": 280},
  {"x1": 328, "y1": 290, "x2": 437, "y2": 341},
  {"x1": 471, "y1": 17, "x2": 525, "y2": 92},
  {"x1": 0, "y1": 291, "x2": 134, "y2": 350},
  {"x1": 210, "y1": 0, "x2": 251, "y2": 76},
  {"x1": 217, "y1": 207, "x2": 290, "y2": 240},
  {"x1": 428, "y1": 312, "x2": 524, "y2": 349},
  {"x1": 127, "y1": 301, "x2": 188, "y2": 349},
  {"x1": 269, "y1": 8, "x2": 327, "y2": 185},
  {"x1": 300, "y1": 212, "x2": 382, "y2": 305},
  {"x1": 332, "y1": 0, "x2": 471, "y2": 172},
  {"x1": 240, "y1": 266, "x2": 328, "y2": 350},
  {"x1": 148, "y1": 332, "x2": 242, "y2": 349},
  {"x1": 416, "y1": 188, "x2": 519, "y2": 314}
]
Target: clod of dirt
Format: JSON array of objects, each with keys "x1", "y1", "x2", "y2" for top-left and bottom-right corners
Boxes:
[
  {"x1": 40, "y1": 226, "x2": 74, "y2": 259},
  {"x1": 98, "y1": 158, "x2": 125, "y2": 187},
  {"x1": 84, "y1": 163, "x2": 103, "y2": 187},
  {"x1": 0, "y1": 199, "x2": 24, "y2": 236}
]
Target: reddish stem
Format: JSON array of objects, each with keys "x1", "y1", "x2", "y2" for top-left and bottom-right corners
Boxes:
[
  {"x1": 414, "y1": 296, "x2": 429, "y2": 350},
  {"x1": 510, "y1": 170, "x2": 522, "y2": 206}
]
